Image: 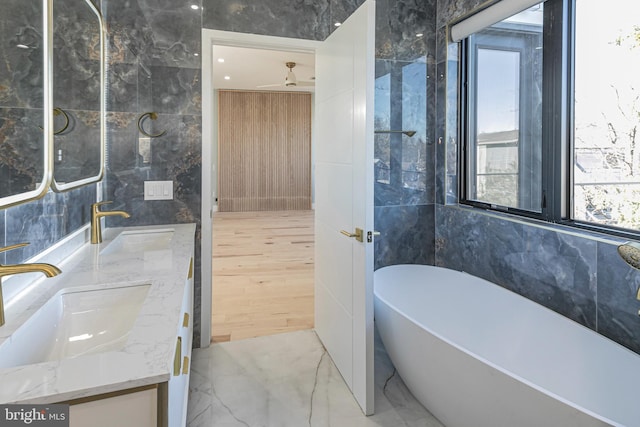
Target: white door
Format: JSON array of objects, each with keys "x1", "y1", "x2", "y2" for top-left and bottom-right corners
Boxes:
[{"x1": 314, "y1": 0, "x2": 375, "y2": 415}]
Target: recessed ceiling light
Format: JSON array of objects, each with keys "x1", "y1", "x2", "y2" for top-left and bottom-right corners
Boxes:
[
  {"x1": 334, "y1": 22, "x2": 342, "y2": 27},
  {"x1": 190, "y1": 4, "x2": 199, "y2": 10},
  {"x1": 218, "y1": 58, "x2": 225, "y2": 63},
  {"x1": 16, "y1": 44, "x2": 29, "y2": 49},
  {"x1": 194, "y1": 53, "x2": 199, "y2": 57},
  {"x1": 416, "y1": 33, "x2": 424, "y2": 37},
  {"x1": 224, "y1": 76, "x2": 231, "y2": 80}
]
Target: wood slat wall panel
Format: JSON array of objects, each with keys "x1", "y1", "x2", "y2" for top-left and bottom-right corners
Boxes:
[{"x1": 218, "y1": 90, "x2": 312, "y2": 212}]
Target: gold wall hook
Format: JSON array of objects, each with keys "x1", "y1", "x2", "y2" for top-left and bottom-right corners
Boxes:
[
  {"x1": 137, "y1": 112, "x2": 167, "y2": 138},
  {"x1": 53, "y1": 108, "x2": 70, "y2": 135},
  {"x1": 38, "y1": 108, "x2": 70, "y2": 134}
]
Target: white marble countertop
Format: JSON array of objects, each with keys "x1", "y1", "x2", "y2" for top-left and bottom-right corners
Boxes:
[{"x1": 0, "y1": 223, "x2": 196, "y2": 404}]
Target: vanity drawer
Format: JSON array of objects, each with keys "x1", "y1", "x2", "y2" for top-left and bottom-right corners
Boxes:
[{"x1": 68, "y1": 386, "x2": 157, "y2": 427}]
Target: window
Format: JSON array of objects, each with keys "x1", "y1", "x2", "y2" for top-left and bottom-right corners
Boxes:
[
  {"x1": 464, "y1": 6, "x2": 543, "y2": 212},
  {"x1": 460, "y1": 0, "x2": 640, "y2": 235},
  {"x1": 573, "y1": 0, "x2": 640, "y2": 230}
]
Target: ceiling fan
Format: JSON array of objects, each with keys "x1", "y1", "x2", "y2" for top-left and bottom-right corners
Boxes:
[{"x1": 257, "y1": 62, "x2": 315, "y2": 88}]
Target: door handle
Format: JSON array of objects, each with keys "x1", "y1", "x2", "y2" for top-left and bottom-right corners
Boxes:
[{"x1": 340, "y1": 227, "x2": 364, "y2": 242}]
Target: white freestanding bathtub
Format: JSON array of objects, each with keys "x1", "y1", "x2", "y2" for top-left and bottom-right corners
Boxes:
[{"x1": 374, "y1": 264, "x2": 640, "y2": 427}]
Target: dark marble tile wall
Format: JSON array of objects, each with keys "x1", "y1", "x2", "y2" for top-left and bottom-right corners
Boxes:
[
  {"x1": 375, "y1": 204, "x2": 434, "y2": 269},
  {"x1": 435, "y1": 205, "x2": 640, "y2": 354},
  {"x1": 375, "y1": 0, "x2": 434, "y2": 62},
  {"x1": 596, "y1": 243, "x2": 640, "y2": 353},
  {"x1": 101, "y1": 0, "x2": 203, "y2": 344},
  {"x1": 330, "y1": 0, "x2": 365, "y2": 28},
  {"x1": 434, "y1": 0, "x2": 640, "y2": 356},
  {"x1": 203, "y1": 0, "x2": 330, "y2": 40},
  {"x1": 104, "y1": 1, "x2": 201, "y2": 68},
  {"x1": 435, "y1": 206, "x2": 598, "y2": 327},
  {"x1": 373, "y1": 0, "x2": 436, "y2": 268},
  {"x1": 0, "y1": 185, "x2": 95, "y2": 264}
]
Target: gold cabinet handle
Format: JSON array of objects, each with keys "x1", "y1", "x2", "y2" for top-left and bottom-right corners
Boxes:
[
  {"x1": 182, "y1": 356, "x2": 190, "y2": 375},
  {"x1": 173, "y1": 337, "x2": 182, "y2": 376},
  {"x1": 340, "y1": 228, "x2": 363, "y2": 242},
  {"x1": 188, "y1": 257, "x2": 193, "y2": 279},
  {"x1": 183, "y1": 313, "x2": 189, "y2": 328}
]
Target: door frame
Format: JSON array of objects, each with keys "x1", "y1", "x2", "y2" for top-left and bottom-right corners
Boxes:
[{"x1": 200, "y1": 29, "x2": 321, "y2": 348}]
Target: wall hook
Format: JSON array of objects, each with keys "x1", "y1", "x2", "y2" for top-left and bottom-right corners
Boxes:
[
  {"x1": 53, "y1": 108, "x2": 70, "y2": 135},
  {"x1": 137, "y1": 112, "x2": 167, "y2": 138},
  {"x1": 39, "y1": 107, "x2": 70, "y2": 134}
]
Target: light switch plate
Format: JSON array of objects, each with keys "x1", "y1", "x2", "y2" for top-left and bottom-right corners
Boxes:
[{"x1": 144, "y1": 181, "x2": 173, "y2": 200}]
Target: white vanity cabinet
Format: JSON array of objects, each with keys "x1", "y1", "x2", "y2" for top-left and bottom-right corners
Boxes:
[
  {"x1": 66, "y1": 257, "x2": 194, "y2": 427},
  {"x1": 69, "y1": 387, "x2": 158, "y2": 427},
  {"x1": 166, "y1": 257, "x2": 194, "y2": 427},
  {"x1": 0, "y1": 224, "x2": 197, "y2": 426}
]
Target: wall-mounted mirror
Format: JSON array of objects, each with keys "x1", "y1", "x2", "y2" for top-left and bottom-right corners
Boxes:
[
  {"x1": 51, "y1": 0, "x2": 105, "y2": 192},
  {"x1": 0, "y1": 0, "x2": 52, "y2": 208}
]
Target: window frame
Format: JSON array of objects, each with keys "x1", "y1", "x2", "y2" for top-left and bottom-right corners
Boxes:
[
  {"x1": 459, "y1": 0, "x2": 640, "y2": 240},
  {"x1": 465, "y1": 23, "x2": 543, "y2": 213},
  {"x1": 459, "y1": 4, "x2": 550, "y2": 220}
]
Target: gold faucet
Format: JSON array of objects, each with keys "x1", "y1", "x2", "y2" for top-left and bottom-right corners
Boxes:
[
  {"x1": 0, "y1": 243, "x2": 61, "y2": 327},
  {"x1": 91, "y1": 201, "x2": 131, "y2": 244}
]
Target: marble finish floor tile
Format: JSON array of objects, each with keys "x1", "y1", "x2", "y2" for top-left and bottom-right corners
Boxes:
[{"x1": 187, "y1": 329, "x2": 444, "y2": 427}]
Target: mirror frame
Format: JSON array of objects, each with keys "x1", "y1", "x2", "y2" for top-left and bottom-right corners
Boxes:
[
  {"x1": 0, "y1": 0, "x2": 53, "y2": 209},
  {"x1": 50, "y1": 0, "x2": 105, "y2": 192}
]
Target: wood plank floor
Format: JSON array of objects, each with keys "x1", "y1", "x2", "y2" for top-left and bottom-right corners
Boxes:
[{"x1": 211, "y1": 210, "x2": 314, "y2": 343}]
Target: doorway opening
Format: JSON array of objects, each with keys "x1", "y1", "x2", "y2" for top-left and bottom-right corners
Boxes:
[{"x1": 200, "y1": 30, "x2": 321, "y2": 346}]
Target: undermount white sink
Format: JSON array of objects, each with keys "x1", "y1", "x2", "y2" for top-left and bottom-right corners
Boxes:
[
  {"x1": 0, "y1": 284, "x2": 150, "y2": 369},
  {"x1": 100, "y1": 228, "x2": 175, "y2": 255}
]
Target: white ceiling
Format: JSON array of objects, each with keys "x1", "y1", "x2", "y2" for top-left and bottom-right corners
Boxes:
[{"x1": 211, "y1": 45, "x2": 315, "y2": 92}]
